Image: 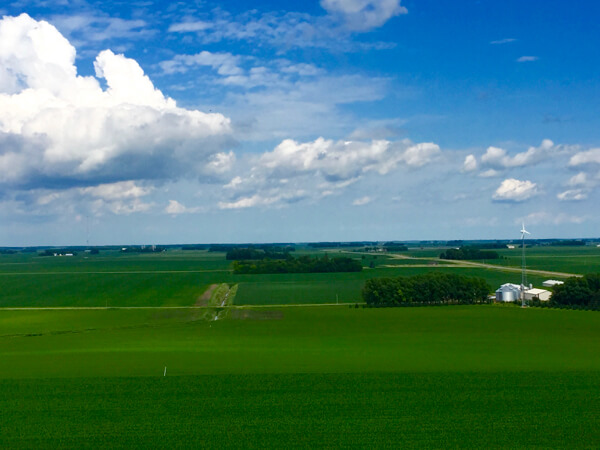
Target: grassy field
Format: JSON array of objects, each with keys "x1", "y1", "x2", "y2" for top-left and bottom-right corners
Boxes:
[
  {"x1": 2, "y1": 306, "x2": 599, "y2": 377},
  {"x1": 1, "y1": 246, "x2": 591, "y2": 307},
  {"x1": 2, "y1": 372, "x2": 598, "y2": 448},
  {"x1": 493, "y1": 246, "x2": 600, "y2": 274},
  {"x1": 1, "y1": 305, "x2": 599, "y2": 447},
  {"x1": 1, "y1": 246, "x2": 599, "y2": 447}
]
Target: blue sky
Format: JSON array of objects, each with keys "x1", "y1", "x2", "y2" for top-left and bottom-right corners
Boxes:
[{"x1": 0, "y1": 0, "x2": 599, "y2": 245}]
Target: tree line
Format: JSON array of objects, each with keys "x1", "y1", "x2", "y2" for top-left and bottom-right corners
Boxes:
[
  {"x1": 362, "y1": 272, "x2": 491, "y2": 307},
  {"x1": 226, "y1": 248, "x2": 291, "y2": 261},
  {"x1": 209, "y1": 244, "x2": 295, "y2": 253},
  {"x1": 440, "y1": 246, "x2": 500, "y2": 261},
  {"x1": 233, "y1": 255, "x2": 363, "y2": 274},
  {"x1": 548, "y1": 273, "x2": 600, "y2": 309}
]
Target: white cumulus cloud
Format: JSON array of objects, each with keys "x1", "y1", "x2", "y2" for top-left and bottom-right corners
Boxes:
[
  {"x1": 219, "y1": 137, "x2": 440, "y2": 209},
  {"x1": 462, "y1": 154, "x2": 477, "y2": 172},
  {"x1": 0, "y1": 14, "x2": 232, "y2": 190},
  {"x1": 165, "y1": 199, "x2": 203, "y2": 215},
  {"x1": 569, "y1": 148, "x2": 600, "y2": 166},
  {"x1": 480, "y1": 139, "x2": 555, "y2": 169},
  {"x1": 320, "y1": 0, "x2": 407, "y2": 31},
  {"x1": 493, "y1": 178, "x2": 538, "y2": 202}
]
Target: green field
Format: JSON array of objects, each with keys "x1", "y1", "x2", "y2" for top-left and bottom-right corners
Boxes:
[
  {"x1": 2, "y1": 372, "x2": 599, "y2": 448},
  {"x1": 1, "y1": 247, "x2": 599, "y2": 447},
  {"x1": 2, "y1": 246, "x2": 593, "y2": 308},
  {"x1": 1, "y1": 306, "x2": 599, "y2": 447},
  {"x1": 493, "y1": 246, "x2": 600, "y2": 274}
]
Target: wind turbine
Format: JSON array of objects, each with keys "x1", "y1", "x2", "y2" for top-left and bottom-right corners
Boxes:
[{"x1": 520, "y1": 223, "x2": 531, "y2": 307}]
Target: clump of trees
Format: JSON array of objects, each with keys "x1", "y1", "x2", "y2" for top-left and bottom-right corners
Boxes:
[
  {"x1": 383, "y1": 242, "x2": 408, "y2": 252},
  {"x1": 233, "y1": 254, "x2": 362, "y2": 274},
  {"x1": 440, "y1": 246, "x2": 499, "y2": 261},
  {"x1": 550, "y1": 273, "x2": 600, "y2": 309},
  {"x1": 226, "y1": 248, "x2": 291, "y2": 261},
  {"x1": 362, "y1": 272, "x2": 491, "y2": 307},
  {"x1": 181, "y1": 244, "x2": 208, "y2": 251}
]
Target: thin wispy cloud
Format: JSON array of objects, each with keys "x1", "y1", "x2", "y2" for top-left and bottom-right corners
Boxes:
[
  {"x1": 490, "y1": 38, "x2": 517, "y2": 45},
  {"x1": 516, "y1": 55, "x2": 539, "y2": 62}
]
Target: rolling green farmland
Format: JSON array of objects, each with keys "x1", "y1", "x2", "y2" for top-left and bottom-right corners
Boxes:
[
  {"x1": 2, "y1": 306, "x2": 600, "y2": 377},
  {"x1": 2, "y1": 372, "x2": 599, "y2": 448},
  {"x1": 1, "y1": 306, "x2": 600, "y2": 447},
  {"x1": 0, "y1": 248, "x2": 573, "y2": 307},
  {"x1": 492, "y1": 246, "x2": 600, "y2": 274},
  {"x1": 1, "y1": 245, "x2": 600, "y2": 448}
]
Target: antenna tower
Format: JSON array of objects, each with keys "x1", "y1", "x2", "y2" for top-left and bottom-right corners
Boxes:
[{"x1": 520, "y1": 223, "x2": 530, "y2": 307}]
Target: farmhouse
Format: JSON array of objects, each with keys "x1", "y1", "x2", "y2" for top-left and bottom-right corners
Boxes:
[
  {"x1": 495, "y1": 283, "x2": 522, "y2": 302},
  {"x1": 543, "y1": 279, "x2": 564, "y2": 288},
  {"x1": 524, "y1": 288, "x2": 552, "y2": 301}
]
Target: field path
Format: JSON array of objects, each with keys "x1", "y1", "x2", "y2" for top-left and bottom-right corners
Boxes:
[
  {"x1": 376, "y1": 252, "x2": 582, "y2": 278},
  {"x1": 196, "y1": 284, "x2": 219, "y2": 307}
]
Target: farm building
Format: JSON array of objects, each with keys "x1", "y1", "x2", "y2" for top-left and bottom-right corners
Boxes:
[
  {"x1": 524, "y1": 288, "x2": 552, "y2": 301},
  {"x1": 543, "y1": 280, "x2": 564, "y2": 288},
  {"x1": 495, "y1": 283, "x2": 522, "y2": 302}
]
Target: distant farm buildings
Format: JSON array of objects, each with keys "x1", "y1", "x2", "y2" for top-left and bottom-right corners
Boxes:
[
  {"x1": 495, "y1": 283, "x2": 522, "y2": 302},
  {"x1": 524, "y1": 288, "x2": 552, "y2": 302},
  {"x1": 543, "y1": 280, "x2": 564, "y2": 288},
  {"x1": 495, "y1": 283, "x2": 552, "y2": 302}
]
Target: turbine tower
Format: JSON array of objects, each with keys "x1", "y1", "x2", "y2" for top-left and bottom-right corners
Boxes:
[{"x1": 520, "y1": 222, "x2": 531, "y2": 307}]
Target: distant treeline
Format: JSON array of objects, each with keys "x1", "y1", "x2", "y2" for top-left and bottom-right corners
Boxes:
[
  {"x1": 121, "y1": 246, "x2": 165, "y2": 253},
  {"x1": 233, "y1": 255, "x2": 362, "y2": 274},
  {"x1": 550, "y1": 240, "x2": 586, "y2": 247},
  {"x1": 307, "y1": 242, "x2": 377, "y2": 248},
  {"x1": 363, "y1": 243, "x2": 408, "y2": 252},
  {"x1": 445, "y1": 241, "x2": 509, "y2": 249},
  {"x1": 209, "y1": 244, "x2": 295, "y2": 253},
  {"x1": 383, "y1": 242, "x2": 408, "y2": 252},
  {"x1": 226, "y1": 248, "x2": 291, "y2": 261},
  {"x1": 440, "y1": 246, "x2": 500, "y2": 260},
  {"x1": 363, "y1": 273, "x2": 491, "y2": 307},
  {"x1": 546, "y1": 273, "x2": 600, "y2": 309},
  {"x1": 180, "y1": 244, "x2": 209, "y2": 251}
]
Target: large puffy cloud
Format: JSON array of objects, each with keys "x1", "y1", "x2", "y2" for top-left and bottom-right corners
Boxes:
[
  {"x1": 492, "y1": 178, "x2": 538, "y2": 202},
  {"x1": 258, "y1": 137, "x2": 439, "y2": 180},
  {"x1": 0, "y1": 14, "x2": 232, "y2": 190},
  {"x1": 220, "y1": 137, "x2": 441, "y2": 208},
  {"x1": 320, "y1": 0, "x2": 407, "y2": 31}
]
